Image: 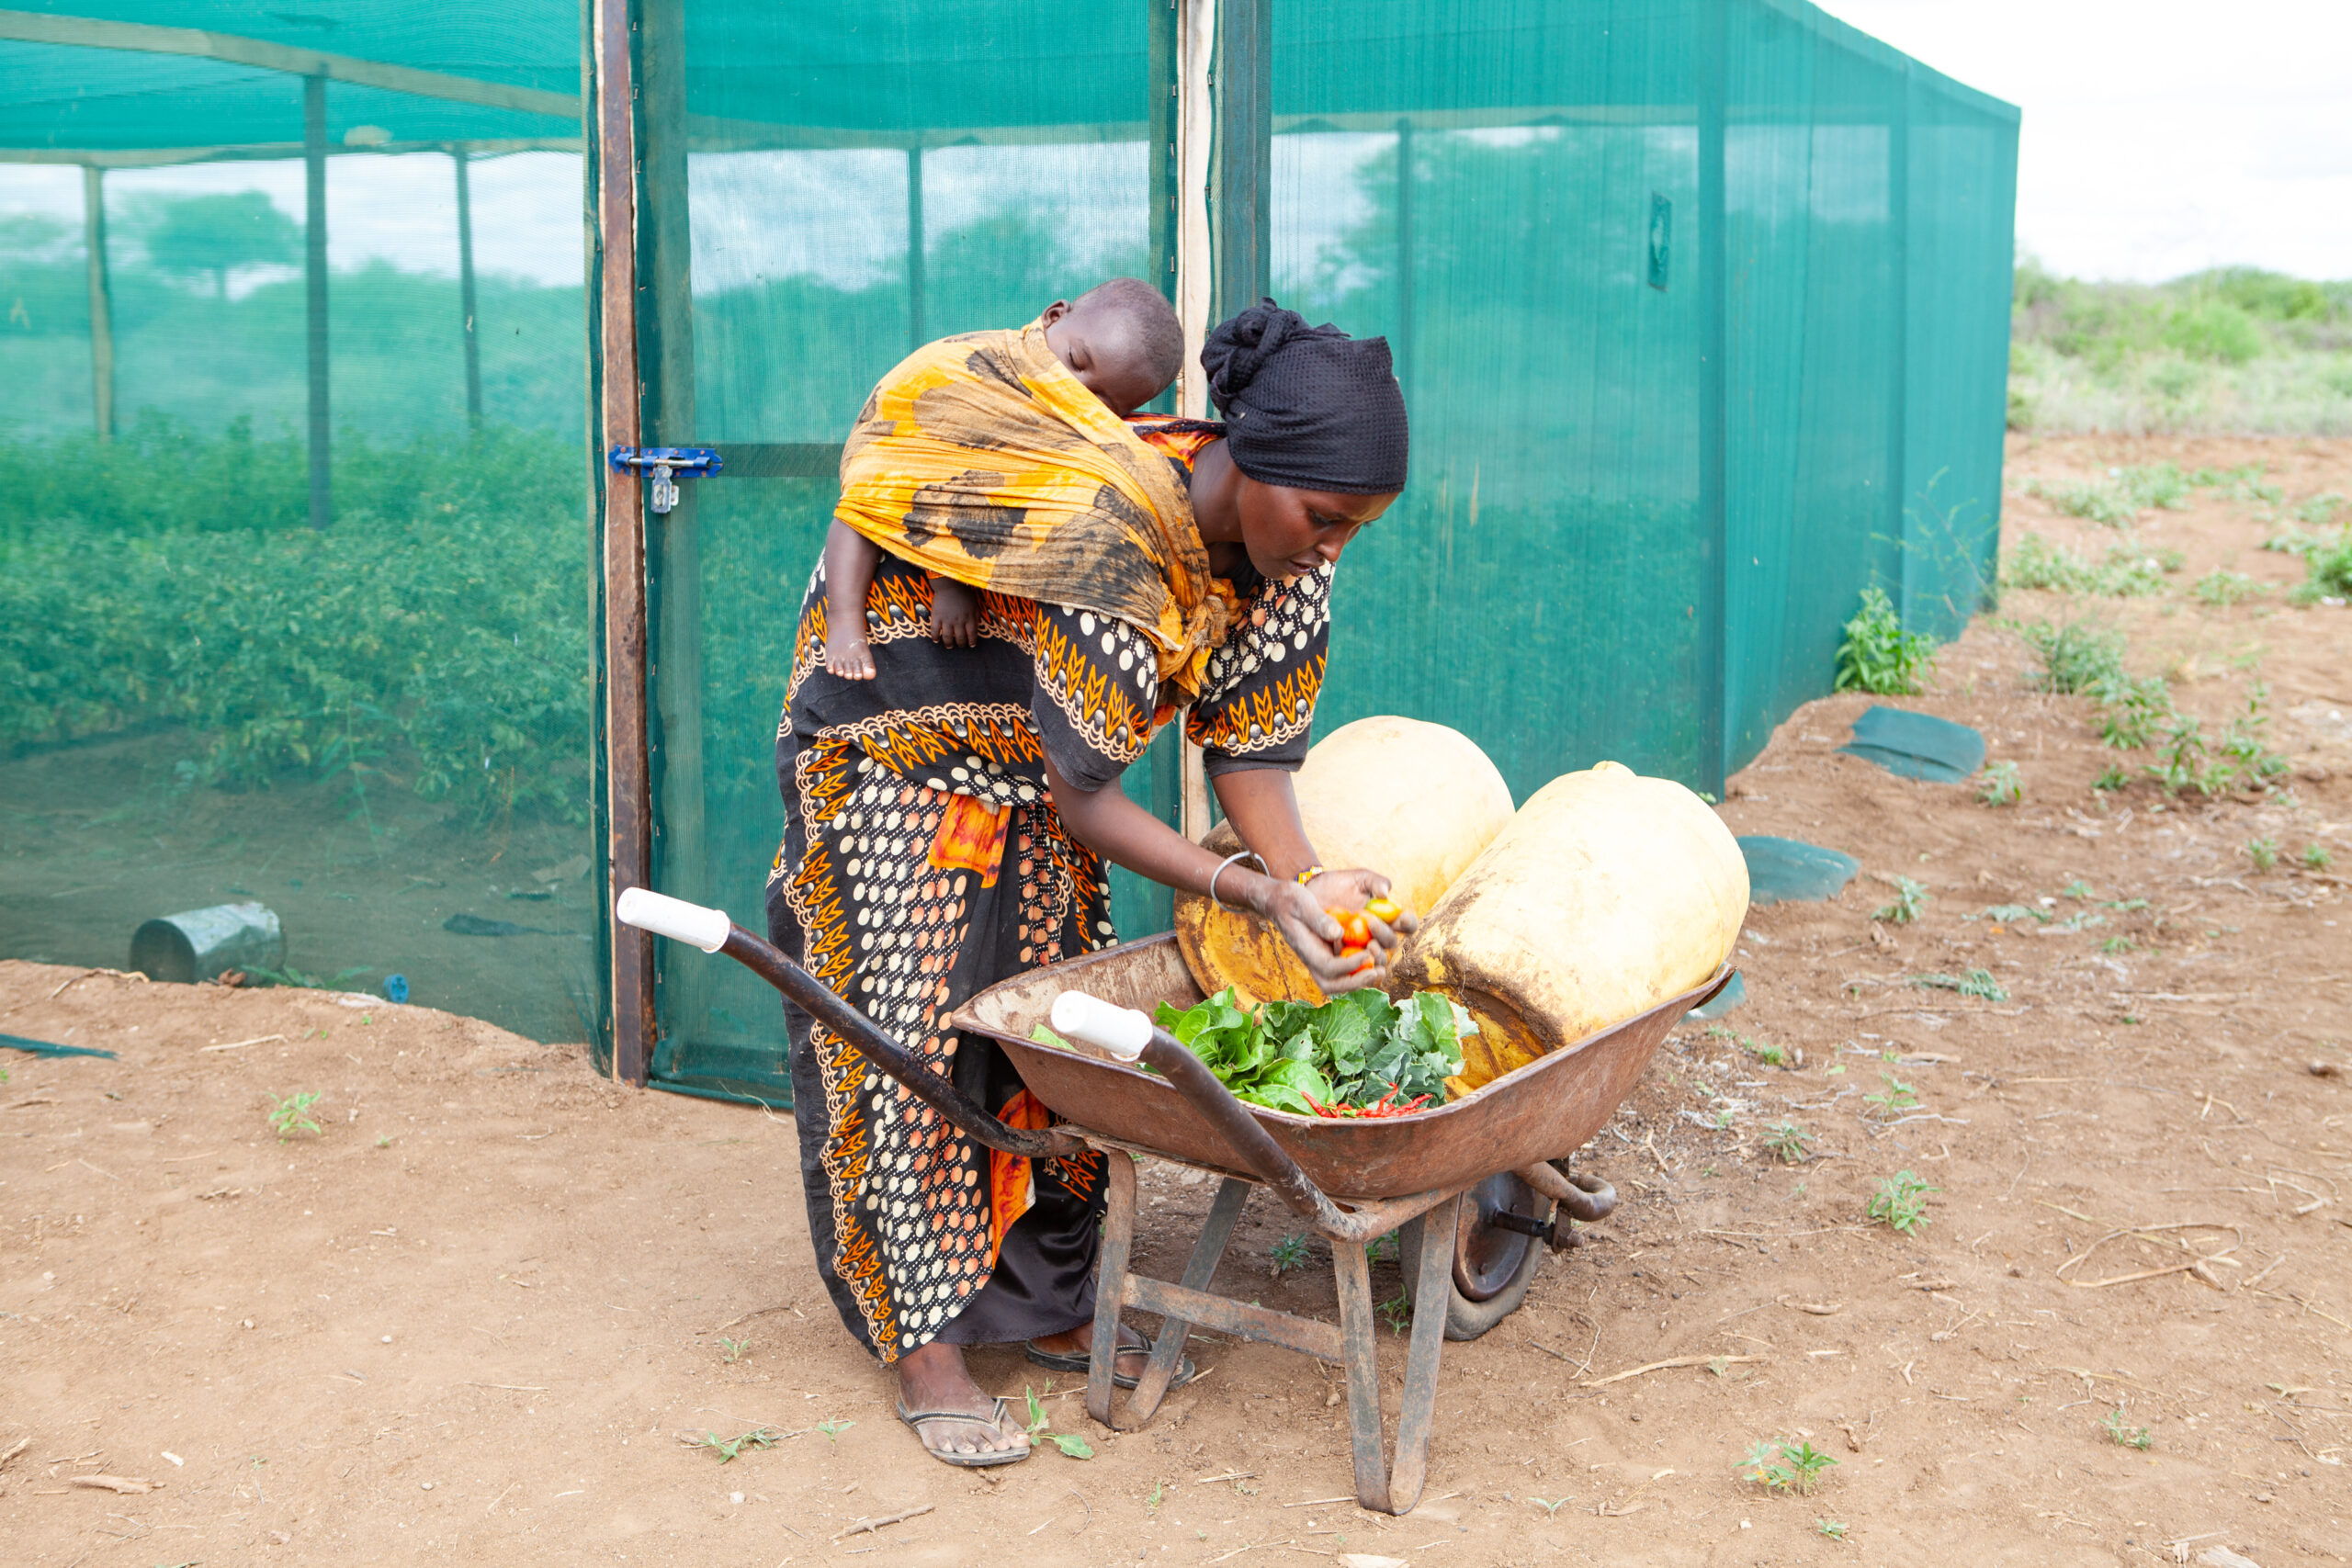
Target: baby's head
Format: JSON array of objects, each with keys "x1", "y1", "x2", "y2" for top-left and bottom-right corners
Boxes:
[{"x1": 1041, "y1": 278, "x2": 1182, "y2": 417}]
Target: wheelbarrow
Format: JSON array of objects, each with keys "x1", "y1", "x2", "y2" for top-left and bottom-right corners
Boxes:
[{"x1": 616, "y1": 887, "x2": 1730, "y2": 1516}]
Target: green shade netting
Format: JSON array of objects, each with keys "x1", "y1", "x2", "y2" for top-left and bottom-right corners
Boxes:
[
  {"x1": 646, "y1": 0, "x2": 2014, "y2": 1105},
  {"x1": 0, "y1": 3, "x2": 594, "y2": 1044},
  {"x1": 0, "y1": 1, "x2": 578, "y2": 154},
  {"x1": 0, "y1": 1, "x2": 2016, "y2": 1108}
]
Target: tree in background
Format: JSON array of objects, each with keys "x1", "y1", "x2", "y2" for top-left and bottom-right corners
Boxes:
[{"x1": 137, "y1": 191, "x2": 300, "y2": 299}]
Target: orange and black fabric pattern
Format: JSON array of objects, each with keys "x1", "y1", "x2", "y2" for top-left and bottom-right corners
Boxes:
[
  {"x1": 764, "y1": 424, "x2": 1329, "y2": 1362},
  {"x1": 833, "y1": 321, "x2": 1234, "y2": 702},
  {"x1": 771, "y1": 751, "x2": 1111, "y2": 1362}
]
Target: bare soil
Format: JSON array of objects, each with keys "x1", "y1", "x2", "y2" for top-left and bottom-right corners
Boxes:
[
  {"x1": 4, "y1": 434, "x2": 2348, "y2": 1566},
  {"x1": 0, "y1": 728, "x2": 595, "y2": 1044}
]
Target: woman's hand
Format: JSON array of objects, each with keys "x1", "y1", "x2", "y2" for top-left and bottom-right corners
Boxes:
[{"x1": 1254, "y1": 871, "x2": 1415, "y2": 996}]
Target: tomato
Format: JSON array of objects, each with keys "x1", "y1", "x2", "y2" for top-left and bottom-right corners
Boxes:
[{"x1": 1365, "y1": 896, "x2": 1405, "y2": 925}]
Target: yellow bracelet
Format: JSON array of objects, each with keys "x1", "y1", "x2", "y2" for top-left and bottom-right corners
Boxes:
[{"x1": 1295, "y1": 864, "x2": 1327, "y2": 886}]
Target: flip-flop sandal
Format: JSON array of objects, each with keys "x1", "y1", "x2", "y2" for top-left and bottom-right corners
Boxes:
[
  {"x1": 894, "y1": 1396, "x2": 1032, "y2": 1468},
  {"x1": 1024, "y1": 1332, "x2": 1197, "y2": 1392}
]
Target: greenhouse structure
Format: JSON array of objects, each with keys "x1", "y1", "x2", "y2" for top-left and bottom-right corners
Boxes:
[{"x1": 0, "y1": 1, "x2": 2018, "y2": 1105}]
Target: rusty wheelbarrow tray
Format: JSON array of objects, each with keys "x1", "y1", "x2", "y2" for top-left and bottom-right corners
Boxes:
[
  {"x1": 956, "y1": 933, "x2": 1713, "y2": 1200},
  {"x1": 612, "y1": 888, "x2": 1726, "y2": 1517}
]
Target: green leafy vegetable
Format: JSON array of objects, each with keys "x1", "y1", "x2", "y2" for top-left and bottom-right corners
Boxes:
[{"x1": 1149, "y1": 987, "x2": 1470, "y2": 1114}]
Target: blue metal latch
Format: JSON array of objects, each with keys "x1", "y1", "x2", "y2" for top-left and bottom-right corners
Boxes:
[{"x1": 607, "y1": 446, "x2": 723, "y2": 514}]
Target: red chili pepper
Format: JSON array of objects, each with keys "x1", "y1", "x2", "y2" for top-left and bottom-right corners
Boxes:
[{"x1": 1301, "y1": 1087, "x2": 1433, "y2": 1120}]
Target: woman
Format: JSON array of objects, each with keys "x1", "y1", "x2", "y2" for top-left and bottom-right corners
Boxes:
[{"x1": 766, "y1": 300, "x2": 1411, "y2": 1466}]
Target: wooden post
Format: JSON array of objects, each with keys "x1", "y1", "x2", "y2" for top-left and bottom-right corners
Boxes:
[
  {"x1": 303, "y1": 73, "x2": 331, "y2": 529},
  {"x1": 594, "y1": 0, "x2": 652, "y2": 1084},
  {"x1": 1174, "y1": 0, "x2": 1214, "y2": 420},
  {"x1": 453, "y1": 146, "x2": 482, "y2": 429},
  {"x1": 81, "y1": 164, "x2": 113, "y2": 442},
  {"x1": 1174, "y1": 0, "x2": 1218, "y2": 841},
  {"x1": 639, "y1": 0, "x2": 706, "y2": 1066},
  {"x1": 905, "y1": 141, "x2": 924, "y2": 350}
]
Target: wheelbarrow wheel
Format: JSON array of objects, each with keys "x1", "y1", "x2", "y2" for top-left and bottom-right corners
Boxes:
[{"x1": 1396, "y1": 1172, "x2": 1550, "y2": 1341}]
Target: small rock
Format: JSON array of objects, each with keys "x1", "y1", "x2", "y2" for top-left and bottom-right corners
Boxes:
[{"x1": 2311, "y1": 1060, "x2": 2341, "y2": 1078}]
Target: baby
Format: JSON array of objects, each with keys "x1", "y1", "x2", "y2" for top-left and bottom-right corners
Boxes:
[{"x1": 821, "y1": 277, "x2": 1184, "y2": 678}]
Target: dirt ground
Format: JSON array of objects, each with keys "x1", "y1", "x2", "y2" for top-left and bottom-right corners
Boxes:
[
  {"x1": 0, "y1": 728, "x2": 596, "y2": 1045},
  {"x1": 4, "y1": 433, "x2": 2349, "y2": 1566}
]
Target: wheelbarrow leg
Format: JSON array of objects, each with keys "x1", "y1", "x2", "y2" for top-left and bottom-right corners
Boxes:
[
  {"x1": 1334, "y1": 1194, "x2": 1461, "y2": 1516},
  {"x1": 1331, "y1": 1239, "x2": 1391, "y2": 1512},
  {"x1": 1389, "y1": 1194, "x2": 1459, "y2": 1511},
  {"x1": 1091, "y1": 1165, "x2": 1251, "y2": 1429},
  {"x1": 1088, "y1": 1152, "x2": 1139, "y2": 1428},
  {"x1": 1128, "y1": 1177, "x2": 1250, "y2": 1417}
]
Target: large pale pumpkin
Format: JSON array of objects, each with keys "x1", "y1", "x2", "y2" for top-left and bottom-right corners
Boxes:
[
  {"x1": 1393, "y1": 761, "x2": 1747, "y2": 1094},
  {"x1": 1173, "y1": 716, "x2": 1515, "y2": 1009}
]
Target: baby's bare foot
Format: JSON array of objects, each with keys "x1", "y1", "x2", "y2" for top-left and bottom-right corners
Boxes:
[
  {"x1": 824, "y1": 638, "x2": 876, "y2": 680},
  {"x1": 929, "y1": 580, "x2": 980, "y2": 649}
]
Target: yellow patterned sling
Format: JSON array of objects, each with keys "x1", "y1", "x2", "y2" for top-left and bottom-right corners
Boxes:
[{"x1": 833, "y1": 317, "x2": 1235, "y2": 701}]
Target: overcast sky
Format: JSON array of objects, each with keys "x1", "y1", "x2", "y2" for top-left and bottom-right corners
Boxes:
[{"x1": 1821, "y1": 0, "x2": 2352, "y2": 281}]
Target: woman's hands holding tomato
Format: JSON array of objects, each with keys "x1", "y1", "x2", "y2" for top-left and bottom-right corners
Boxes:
[{"x1": 1256, "y1": 868, "x2": 1417, "y2": 995}]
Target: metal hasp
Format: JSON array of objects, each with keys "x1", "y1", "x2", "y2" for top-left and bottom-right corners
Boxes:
[{"x1": 607, "y1": 446, "x2": 723, "y2": 515}]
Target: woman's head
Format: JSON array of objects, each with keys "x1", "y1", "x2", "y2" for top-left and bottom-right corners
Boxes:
[{"x1": 1202, "y1": 300, "x2": 1408, "y2": 580}]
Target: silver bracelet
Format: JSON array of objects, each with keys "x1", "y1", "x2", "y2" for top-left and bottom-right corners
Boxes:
[{"x1": 1207, "y1": 850, "x2": 1266, "y2": 912}]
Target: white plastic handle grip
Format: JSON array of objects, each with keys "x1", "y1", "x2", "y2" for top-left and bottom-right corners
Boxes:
[
  {"x1": 615, "y1": 886, "x2": 732, "y2": 954},
  {"x1": 1049, "y1": 990, "x2": 1152, "y2": 1063}
]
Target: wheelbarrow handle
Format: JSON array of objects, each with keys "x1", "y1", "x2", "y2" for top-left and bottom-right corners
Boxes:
[
  {"x1": 1053, "y1": 993, "x2": 1354, "y2": 1235},
  {"x1": 615, "y1": 888, "x2": 1085, "y2": 1162}
]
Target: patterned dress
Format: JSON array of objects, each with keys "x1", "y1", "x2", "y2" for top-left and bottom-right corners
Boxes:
[{"x1": 766, "y1": 421, "x2": 1335, "y2": 1363}]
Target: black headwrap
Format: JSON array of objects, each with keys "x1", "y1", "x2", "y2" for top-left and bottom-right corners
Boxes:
[{"x1": 1200, "y1": 300, "x2": 1409, "y2": 495}]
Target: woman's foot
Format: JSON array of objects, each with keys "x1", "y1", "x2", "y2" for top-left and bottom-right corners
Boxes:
[
  {"x1": 1028, "y1": 1320, "x2": 1152, "y2": 1382},
  {"x1": 893, "y1": 1341, "x2": 1029, "y2": 1463}
]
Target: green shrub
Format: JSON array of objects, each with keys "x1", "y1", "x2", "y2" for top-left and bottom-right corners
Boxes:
[
  {"x1": 2018, "y1": 618, "x2": 2125, "y2": 694},
  {"x1": 2199, "y1": 267, "x2": 2333, "y2": 323},
  {"x1": 2001, "y1": 533, "x2": 2094, "y2": 592},
  {"x1": 2007, "y1": 263, "x2": 2351, "y2": 436},
  {"x1": 2191, "y1": 569, "x2": 2265, "y2": 607},
  {"x1": 2022, "y1": 477, "x2": 2140, "y2": 526},
  {"x1": 2003, "y1": 534, "x2": 2183, "y2": 598},
  {"x1": 2303, "y1": 533, "x2": 2352, "y2": 599},
  {"x1": 2093, "y1": 672, "x2": 2174, "y2": 750},
  {"x1": 2163, "y1": 299, "x2": 2266, "y2": 366},
  {"x1": 0, "y1": 423, "x2": 589, "y2": 823},
  {"x1": 2140, "y1": 685, "x2": 2290, "y2": 797},
  {"x1": 1834, "y1": 586, "x2": 1936, "y2": 695}
]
